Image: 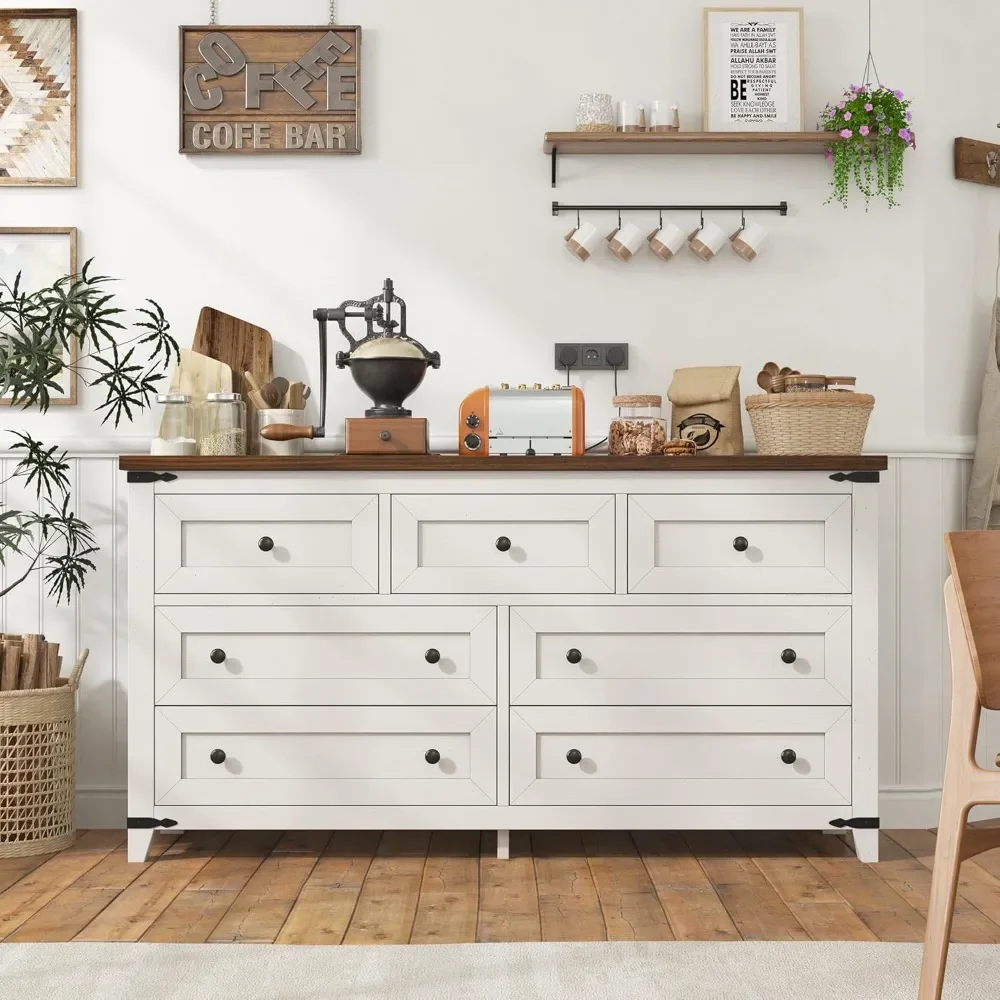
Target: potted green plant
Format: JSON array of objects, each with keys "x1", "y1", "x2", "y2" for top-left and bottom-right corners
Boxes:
[{"x1": 821, "y1": 83, "x2": 915, "y2": 208}]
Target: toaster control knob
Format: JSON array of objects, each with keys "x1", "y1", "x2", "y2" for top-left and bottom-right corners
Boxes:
[
  {"x1": 465, "y1": 413, "x2": 480, "y2": 428},
  {"x1": 464, "y1": 433, "x2": 482, "y2": 451}
]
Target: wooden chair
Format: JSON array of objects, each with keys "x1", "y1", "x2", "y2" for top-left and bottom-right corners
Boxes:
[{"x1": 919, "y1": 531, "x2": 1000, "y2": 999}]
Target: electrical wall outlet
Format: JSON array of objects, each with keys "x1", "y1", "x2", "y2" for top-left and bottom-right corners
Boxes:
[{"x1": 554, "y1": 343, "x2": 629, "y2": 372}]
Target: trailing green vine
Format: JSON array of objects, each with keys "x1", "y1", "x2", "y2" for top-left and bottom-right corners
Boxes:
[{"x1": 820, "y1": 84, "x2": 914, "y2": 209}]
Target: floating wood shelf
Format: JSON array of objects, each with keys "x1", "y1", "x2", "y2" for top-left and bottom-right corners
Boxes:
[{"x1": 544, "y1": 131, "x2": 841, "y2": 186}]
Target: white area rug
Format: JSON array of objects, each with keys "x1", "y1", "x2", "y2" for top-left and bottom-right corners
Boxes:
[{"x1": 0, "y1": 941, "x2": 993, "y2": 1000}]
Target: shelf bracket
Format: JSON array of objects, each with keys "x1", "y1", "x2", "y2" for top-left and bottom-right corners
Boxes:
[{"x1": 551, "y1": 147, "x2": 558, "y2": 188}]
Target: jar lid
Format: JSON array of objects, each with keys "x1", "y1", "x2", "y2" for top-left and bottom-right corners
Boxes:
[
  {"x1": 825, "y1": 376, "x2": 857, "y2": 385},
  {"x1": 784, "y1": 375, "x2": 826, "y2": 385},
  {"x1": 613, "y1": 393, "x2": 662, "y2": 407},
  {"x1": 156, "y1": 393, "x2": 191, "y2": 404},
  {"x1": 204, "y1": 392, "x2": 242, "y2": 402}
]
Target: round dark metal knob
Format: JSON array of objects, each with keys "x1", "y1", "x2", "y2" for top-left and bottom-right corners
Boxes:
[
  {"x1": 466, "y1": 414, "x2": 480, "y2": 428},
  {"x1": 464, "y1": 433, "x2": 482, "y2": 451},
  {"x1": 210, "y1": 749, "x2": 226, "y2": 765},
  {"x1": 780, "y1": 749, "x2": 797, "y2": 765},
  {"x1": 566, "y1": 749, "x2": 583, "y2": 765},
  {"x1": 258, "y1": 536, "x2": 275, "y2": 552},
  {"x1": 425, "y1": 648, "x2": 441, "y2": 664},
  {"x1": 781, "y1": 648, "x2": 797, "y2": 664},
  {"x1": 566, "y1": 648, "x2": 583, "y2": 664},
  {"x1": 379, "y1": 430, "x2": 391, "y2": 442},
  {"x1": 495, "y1": 536, "x2": 512, "y2": 552},
  {"x1": 424, "y1": 749, "x2": 441, "y2": 764},
  {"x1": 733, "y1": 536, "x2": 749, "y2": 552},
  {"x1": 210, "y1": 648, "x2": 227, "y2": 664}
]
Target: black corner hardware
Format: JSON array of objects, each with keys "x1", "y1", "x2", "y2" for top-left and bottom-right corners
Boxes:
[
  {"x1": 779, "y1": 200, "x2": 789, "y2": 216},
  {"x1": 780, "y1": 748, "x2": 797, "y2": 765},
  {"x1": 829, "y1": 816, "x2": 880, "y2": 830},
  {"x1": 258, "y1": 536, "x2": 275, "y2": 552},
  {"x1": 210, "y1": 749, "x2": 227, "y2": 765},
  {"x1": 495, "y1": 536, "x2": 512, "y2": 552},
  {"x1": 781, "y1": 648, "x2": 797, "y2": 664},
  {"x1": 424, "y1": 748, "x2": 441, "y2": 764},
  {"x1": 424, "y1": 648, "x2": 441, "y2": 664},
  {"x1": 566, "y1": 749, "x2": 583, "y2": 765},
  {"x1": 127, "y1": 816, "x2": 179, "y2": 829},
  {"x1": 551, "y1": 148, "x2": 558, "y2": 188},
  {"x1": 210, "y1": 648, "x2": 227, "y2": 664},
  {"x1": 126, "y1": 471, "x2": 178, "y2": 484},
  {"x1": 566, "y1": 648, "x2": 583, "y2": 664},
  {"x1": 733, "y1": 536, "x2": 749, "y2": 552},
  {"x1": 829, "y1": 471, "x2": 881, "y2": 483}
]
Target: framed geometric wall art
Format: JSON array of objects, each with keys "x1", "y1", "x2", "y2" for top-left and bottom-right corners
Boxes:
[
  {"x1": 0, "y1": 227, "x2": 79, "y2": 405},
  {"x1": 703, "y1": 7, "x2": 804, "y2": 132},
  {"x1": 0, "y1": 8, "x2": 77, "y2": 185}
]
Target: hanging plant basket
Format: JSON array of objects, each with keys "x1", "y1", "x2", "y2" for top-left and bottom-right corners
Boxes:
[{"x1": 821, "y1": 83, "x2": 915, "y2": 208}]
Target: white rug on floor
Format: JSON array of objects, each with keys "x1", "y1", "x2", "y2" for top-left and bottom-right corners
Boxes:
[{"x1": 0, "y1": 941, "x2": 993, "y2": 1000}]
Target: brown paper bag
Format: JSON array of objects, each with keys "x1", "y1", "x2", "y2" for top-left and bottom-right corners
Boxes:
[{"x1": 667, "y1": 366, "x2": 744, "y2": 456}]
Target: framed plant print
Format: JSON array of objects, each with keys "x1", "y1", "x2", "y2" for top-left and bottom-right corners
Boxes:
[
  {"x1": 0, "y1": 227, "x2": 79, "y2": 405},
  {"x1": 703, "y1": 7, "x2": 804, "y2": 132},
  {"x1": 0, "y1": 8, "x2": 77, "y2": 185}
]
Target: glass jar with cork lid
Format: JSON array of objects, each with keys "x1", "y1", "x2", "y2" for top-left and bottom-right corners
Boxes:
[
  {"x1": 609, "y1": 394, "x2": 669, "y2": 455},
  {"x1": 199, "y1": 392, "x2": 247, "y2": 456}
]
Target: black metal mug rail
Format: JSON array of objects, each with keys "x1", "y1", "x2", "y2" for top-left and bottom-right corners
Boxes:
[{"x1": 552, "y1": 200, "x2": 789, "y2": 217}]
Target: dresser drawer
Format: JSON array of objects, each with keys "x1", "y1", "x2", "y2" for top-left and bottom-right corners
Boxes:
[
  {"x1": 510, "y1": 606, "x2": 851, "y2": 706},
  {"x1": 154, "y1": 606, "x2": 497, "y2": 705},
  {"x1": 155, "y1": 706, "x2": 496, "y2": 807},
  {"x1": 510, "y1": 706, "x2": 851, "y2": 807},
  {"x1": 154, "y1": 494, "x2": 378, "y2": 594},
  {"x1": 391, "y1": 494, "x2": 615, "y2": 593},
  {"x1": 628, "y1": 494, "x2": 851, "y2": 594}
]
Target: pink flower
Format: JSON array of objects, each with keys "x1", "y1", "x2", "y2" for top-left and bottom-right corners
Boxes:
[
  {"x1": 839, "y1": 128, "x2": 853, "y2": 138},
  {"x1": 883, "y1": 125, "x2": 892, "y2": 135},
  {"x1": 859, "y1": 125, "x2": 870, "y2": 136},
  {"x1": 898, "y1": 128, "x2": 912, "y2": 142},
  {"x1": 843, "y1": 111, "x2": 852, "y2": 120},
  {"x1": 864, "y1": 102, "x2": 873, "y2": 111},
  {"x1": 905, "y1": 110, "x2": 912, "y2": 122},
  {"x1": 837, "y1": 101, "x2": 845, "y2": 109},
  {"x1": 894, "y1": 89, "x2": 904, "y2": 99},
  {"x1": 824, "y1": 147, "x2": 834, "y2": 163}
]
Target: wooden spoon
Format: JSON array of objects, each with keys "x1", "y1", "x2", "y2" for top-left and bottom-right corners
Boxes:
[{"x1": 756, "y1": 369, "x2": 775, "y2": 392}]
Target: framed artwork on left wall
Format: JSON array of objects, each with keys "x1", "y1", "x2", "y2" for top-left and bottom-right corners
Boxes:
[
  {"x1": 0, "y1": 227, "x2": 79, "y2": 406},
  {"x1": 0, "y1": 8, "x2": 77, "y2": 185}
]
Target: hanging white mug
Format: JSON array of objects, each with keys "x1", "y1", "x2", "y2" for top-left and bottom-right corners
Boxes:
[
  {"x1": 647, "y1": 218, "x2": 687, "y2": 260},
  {"x1": 730, "y1": 222, "x2": 769, "y2": 262},
  {"x1": 565, "y1": 221, "x2": 602, "y2": 261},
  {"x1": 608, "y1": 220, "x2": 646, "y2": 261},
  {"x1": 688, "y1": 221, "x2": 727, "y2": 262}
]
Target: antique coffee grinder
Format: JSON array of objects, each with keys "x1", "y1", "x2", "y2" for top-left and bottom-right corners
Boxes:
[{"x1": 261, "y1": 278, "x2": 440, "y2": 454}]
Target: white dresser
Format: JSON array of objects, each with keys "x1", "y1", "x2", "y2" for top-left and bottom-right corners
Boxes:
[{"x1": 122, "y1": 455, "x2": 884, "y2": 863}]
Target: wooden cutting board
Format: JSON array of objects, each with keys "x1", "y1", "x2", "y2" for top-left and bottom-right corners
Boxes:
[
  {"x1": 167, "y1": 349, "x2": 233, "y2": 405},
  {"x1": 192, "y1": 308, "x2": 274, "y2": 452}
]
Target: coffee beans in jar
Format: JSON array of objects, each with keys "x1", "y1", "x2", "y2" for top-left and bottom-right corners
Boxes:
[{"x1": 609, "y1": 394, "x2": 669, "y2": 455}]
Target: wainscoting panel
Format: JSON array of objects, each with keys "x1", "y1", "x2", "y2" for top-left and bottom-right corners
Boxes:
[{"x1": 0, "y1": 454, "x2": 995, "y2": 828}]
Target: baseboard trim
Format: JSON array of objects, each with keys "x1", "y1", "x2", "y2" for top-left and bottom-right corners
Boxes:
[{"x1": 78, "y1": 787, "x2": 999, "y2": 832}]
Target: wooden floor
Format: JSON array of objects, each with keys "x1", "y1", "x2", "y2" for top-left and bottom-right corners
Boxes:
[{"x1": 1, "y1": 829, "x2": 999, "y2": 945}]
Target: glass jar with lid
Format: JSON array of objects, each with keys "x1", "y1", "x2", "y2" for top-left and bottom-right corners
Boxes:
[
  {"x1": 609, "y1": 394, "x2": 668, "y2": 455},
  {"x1": 199, "y1": 392, "x2": 247, "y2": 456},
  {"x1": 151, "y1": 394, "x2": 197, "y2": 456}
]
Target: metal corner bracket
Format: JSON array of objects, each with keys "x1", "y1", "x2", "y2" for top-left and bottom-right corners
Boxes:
[
  {"x1": 127, "y1": 816, "x2": 179, "y2": 830},
  {"x1": 829, "y1": 471, "x2": 880, "y2": 484},
  {"x1": 127, "y1": 471, "x2": 178, "y2": 484},
  {"x1": 829, "y1": 817, "x2": 880, "y2": 830}
]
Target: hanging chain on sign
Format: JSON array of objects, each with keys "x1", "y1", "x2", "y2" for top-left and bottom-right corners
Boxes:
[
  {"x1": 329, "y1": 1, "x2": 338, "y2": 24},
  {"x1": 207, "y1": 2, "x2": 336, "y2": 24}
]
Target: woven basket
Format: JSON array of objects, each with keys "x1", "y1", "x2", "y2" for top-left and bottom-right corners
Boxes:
[
  {"x1": 0, "y1": 649, "x2": 88, "y2": 858},
  {"x1": 745, "y1": 393, "x2": 874, "y2": 455}
]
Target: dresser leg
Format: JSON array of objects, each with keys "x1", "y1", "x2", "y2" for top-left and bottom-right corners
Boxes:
[
  {"x1": 128, "y1": 828, "x2": 155, "y2": 863},
  {"x1": 852, "y1": 828, "x2": 879, "y2": 863},
  {"x1": 496, "y1": 830, "x2": 510, "y2": 860}
]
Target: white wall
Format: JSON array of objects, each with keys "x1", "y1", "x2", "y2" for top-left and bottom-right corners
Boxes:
[{"x1": 2, "y1": 0, "x2": 999, "y2": 827}]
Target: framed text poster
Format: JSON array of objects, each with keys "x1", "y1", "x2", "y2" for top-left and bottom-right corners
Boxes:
[
  {"x1": 703, "y1": 8, "x2": 803, "y2": 132},
  {"x1": 180, "y1": 24, "x2": 360, "y2": 154}
]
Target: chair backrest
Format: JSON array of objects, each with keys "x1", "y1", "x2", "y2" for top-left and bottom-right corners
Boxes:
[{"x1": 946, "y1": 531, "x2": 1000, "y2": 710}]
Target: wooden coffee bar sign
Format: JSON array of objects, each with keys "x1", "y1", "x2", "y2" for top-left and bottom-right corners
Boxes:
[{"x1": 180, "y1": 25, "x2": 360, "y2": 154}]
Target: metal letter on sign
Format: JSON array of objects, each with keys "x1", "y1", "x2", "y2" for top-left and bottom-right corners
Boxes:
[{"x1": 180, "y1": 24, "x2": 361, "y2": 154}]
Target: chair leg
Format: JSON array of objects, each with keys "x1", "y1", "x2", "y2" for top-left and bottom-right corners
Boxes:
[{"x1": 918, "y1": 791, "x2": 969, "y2": 1000}]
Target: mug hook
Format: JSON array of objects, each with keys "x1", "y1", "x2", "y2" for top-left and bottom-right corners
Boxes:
[
  {"x1": 699, "y1": 209, "x2": 705, "y2": 229},
  {"x1": 576, "y1": 209, "x2": 581, "y2": 228},
  {"x1": 659, "y1": 210, "x2": 664, "y2": 228},
  {"x1": 740, "y1": 209, "x2": 747, "y2": 230},
  {"x1": 617, "y1": 209, "x2": 622, "y2": 229}
]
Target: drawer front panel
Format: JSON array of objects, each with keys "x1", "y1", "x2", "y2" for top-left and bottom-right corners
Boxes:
[
  {"x1": 510, "y1": 606, "x2": 851, "y2": 705},
  {"x1": 155, "y1": 706, "x2": 496, "y2": 806},
  {"x1": 391, "y1": 494, "x2": 615, "y2": 594},
  {"x1": 510, "y1": 706, "x2": 851, "y2": 807},
  {"x1": 628, "y1": 494, "x2": 851, "y2": 594},
  {"x1": 155, "y1": 606, "x2": 497, "y2": 705},
  {"x1": 154, "y1": 494, "x2": 378, "y2": 593}
]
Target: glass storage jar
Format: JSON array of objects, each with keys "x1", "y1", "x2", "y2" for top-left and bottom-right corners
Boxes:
[
  {"x1": 609, "y1": 394, "x2": 668, "y2": 455},
  {"x1": 199, "y1": 392, "x2": 247, "y2": 456},
  {"x1": 151, "y1": 394, "x2": 197, "y2": 456}
]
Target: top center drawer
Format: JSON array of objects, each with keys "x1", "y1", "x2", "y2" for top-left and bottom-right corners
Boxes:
[{"x1": 391, "y1": 494, "x2": 615, "y2": 594}]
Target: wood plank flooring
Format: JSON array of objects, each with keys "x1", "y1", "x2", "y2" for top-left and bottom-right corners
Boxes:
[{"x1": 1, "y1": 828, "x2": 998, "y2": 945}]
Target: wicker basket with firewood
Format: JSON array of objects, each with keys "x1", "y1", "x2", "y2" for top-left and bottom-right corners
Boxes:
[{"x1": 0, "y1": 637, "x2": 89, "y2": 858}]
